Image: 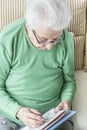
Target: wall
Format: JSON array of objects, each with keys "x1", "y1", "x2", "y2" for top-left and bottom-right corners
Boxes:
[{"x1": 72, "y1": 70, "x2": 87, "y2": 130}]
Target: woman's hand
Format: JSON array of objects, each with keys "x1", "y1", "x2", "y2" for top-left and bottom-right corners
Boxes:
[
  {"x1": 16, "y1": 107, "x2": 44, "y2": 128},
  {"x1": 54, "y1": 101, "x2": 72, "y2": 113}
]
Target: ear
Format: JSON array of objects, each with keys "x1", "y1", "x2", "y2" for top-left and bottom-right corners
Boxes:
[{"x1": 26, "y1": 22, "x2": 31, "y2": 32}]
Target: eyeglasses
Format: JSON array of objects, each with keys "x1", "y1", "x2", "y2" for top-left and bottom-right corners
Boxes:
[{"x1": 32, "y1": 30, "x2": 65, "y2": 45}]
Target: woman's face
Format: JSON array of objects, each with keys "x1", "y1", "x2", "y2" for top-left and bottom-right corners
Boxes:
[
  {"x1": 33, "y1": 27, "x2": 63, "y2": 50},
  {"x1": 26, "y1": 23, "x2": 63, "y2": 50}
]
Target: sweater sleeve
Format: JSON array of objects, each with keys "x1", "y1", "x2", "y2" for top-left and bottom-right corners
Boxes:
[
  {"x1": 60, "y1": 30, "x2": 76, "y2": 102},
  {"x1": 0, "y1": 35, "x2": 21, "y2": 122}
]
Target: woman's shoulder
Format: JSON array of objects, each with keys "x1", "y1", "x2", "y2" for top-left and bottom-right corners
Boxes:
[
  {"x1": 0, "y1": 17, "x2": 25, "y2": 40},
  {"x1": 64, "y1": 29, "x2": 74, "y2": 42},
  {"x1": 64, "y1": 29, "x2": 74, "y2": 46},
  {"x1": 0, "y1": 17, "x2": 26, "y2": 54}
]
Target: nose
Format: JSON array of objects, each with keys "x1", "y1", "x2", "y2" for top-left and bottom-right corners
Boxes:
[{"x1": 48, "y1": 40, "x2": 55, "y2": 43}]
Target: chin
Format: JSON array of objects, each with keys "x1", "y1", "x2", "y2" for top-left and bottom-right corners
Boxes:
[
  {"x1": 46, "y1": 47, "x2": 52, "y2": 50},
  {"x1": 45, "y1": 45, "x2": 53, "y2": 50}
]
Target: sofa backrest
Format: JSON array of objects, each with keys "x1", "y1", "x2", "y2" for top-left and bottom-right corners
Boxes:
[{"x1": 0, "y1": 0, "x2": 25, "y2": 31}]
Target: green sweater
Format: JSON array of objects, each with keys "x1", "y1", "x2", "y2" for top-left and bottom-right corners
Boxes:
[{"x1": 0, "y1": 17, "x2": 76, "y2": 125}]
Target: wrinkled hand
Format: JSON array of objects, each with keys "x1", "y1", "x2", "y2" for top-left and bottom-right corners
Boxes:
[
  {"x1": 54, "y1": 101, "x2": 72, "y2": 113},
  {"x1": 16, "y1": 107, "x2": 44, "y2": 128}
]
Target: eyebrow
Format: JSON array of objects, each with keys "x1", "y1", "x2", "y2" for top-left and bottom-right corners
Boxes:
[
  {"x1": 34, "y1": 31, "x2": 63, "y2": 40},
  {"x1": 34, "y1": 31, "x2": 48, "y2": 39}
]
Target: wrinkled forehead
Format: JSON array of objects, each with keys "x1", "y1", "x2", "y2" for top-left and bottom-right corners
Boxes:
[{"x1": 35, "y1": 26, "x2": 63, "y2": 39}]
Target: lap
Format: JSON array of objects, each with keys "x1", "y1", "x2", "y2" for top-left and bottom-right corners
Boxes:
[
  {"x1": 0, "y1": 115, "x2": 21, "y2": 130},
  {"x1": 55, "y1": 119, "x2": 74, "y2": 130}
]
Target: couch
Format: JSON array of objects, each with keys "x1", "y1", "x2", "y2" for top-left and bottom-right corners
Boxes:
[{"x1": 0, "y1": 0, "x2": 87, "y2": 130}]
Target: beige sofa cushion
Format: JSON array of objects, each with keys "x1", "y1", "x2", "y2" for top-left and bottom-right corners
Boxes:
[
  {"x1": 66, "y1": 0, "x2": 87, "y2": 70},
  {"x1": 84, "y1": 33, "x2": 87, "y2": 71},
  {"x1": 66, "y1": 0, "x2": 87, "y2": 36},
  {"x1": 84, "y1": 7, "x2": 87, "y2": 72},
  {"x1": 74, "y1": 36, "x2": 85, "y2": 70},
  {"x1": 0, "y1": 0, "x2": 25, "y2": 32}
]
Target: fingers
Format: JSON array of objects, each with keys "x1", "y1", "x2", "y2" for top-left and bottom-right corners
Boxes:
[
  {"x1": 54, "y1": 103, "x2": 63, "y2": 113},
  {"x1": 63, "y1": 101, "x2": 72, "y2": 110},
  {"x1": 54, "y1": 101, "x2": 72, "y2": 113},
  {"x1": 27, "y1": 109, "x2": 44, "y2": 121},
  {"x1": 26, "y1": 118, "x2": 44, "y2": 128},
  {"x1": 64, "y1": 103, "x2": 71, "y2": 110},
  {"x1": 29, "y1": 108, "x2": 42, "y2": 115},
  {"x1": 16, "y1": 107, "x2": 44, "y2": 128}
]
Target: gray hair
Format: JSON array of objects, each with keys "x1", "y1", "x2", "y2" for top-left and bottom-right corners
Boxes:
[{"x1": 25, "y1": 0, "x2": 72, "y2": 31}]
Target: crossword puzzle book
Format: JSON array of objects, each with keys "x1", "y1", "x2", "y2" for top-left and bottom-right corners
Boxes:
[{"x1": 19, "y1": 108, "x2": 76, "y2": 130}]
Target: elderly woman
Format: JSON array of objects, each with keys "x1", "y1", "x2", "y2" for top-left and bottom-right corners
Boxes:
[{"x1": 0, "y1": 0, "x2": 76, "y2": 130}]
